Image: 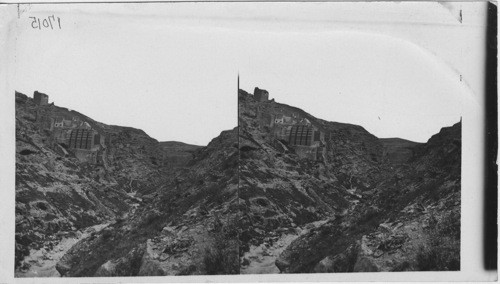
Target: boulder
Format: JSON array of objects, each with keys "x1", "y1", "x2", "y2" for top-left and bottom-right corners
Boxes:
[
  {"x1": 353, "y1": 257, "x2": 379, "y2": 272},
  {"x1": 55, "y1": 259, "x2": 72, "y2": 277},
  {"x1": 276, "y1": 221, "x2": 346, "y2": 273},
  {"x1": 138, "y1": 258, "x2": 164, "y2": 276},
  {"x1": 93, "y1": 245, "x2": 146, "y2": 276},
  {"x1": 93, "y1": 260, "x2": 117, "y2": 277}
]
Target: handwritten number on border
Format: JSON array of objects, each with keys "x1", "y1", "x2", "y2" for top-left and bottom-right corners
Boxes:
[{"x1": 29, "y1": 15, "x2": 61, "y2": 30}]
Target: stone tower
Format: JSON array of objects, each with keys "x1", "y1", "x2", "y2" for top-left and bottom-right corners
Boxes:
[
  {"x1": 253, "y1": 87, "x2": 269, "y2": 102},
  {"x1": 33, "y1": 91, "x2": 49, "y2": 106}
]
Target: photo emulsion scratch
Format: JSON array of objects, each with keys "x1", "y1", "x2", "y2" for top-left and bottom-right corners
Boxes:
[{"x1": 6, "y1": 1, "x2": 490, "y2": 280}]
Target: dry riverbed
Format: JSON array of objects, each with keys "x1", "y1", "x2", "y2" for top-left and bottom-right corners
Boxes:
[
  {"x1": 15, "y1": 223, "x2": 110, "y2": 277},
  {"x1": 240, "y1": 219, "x2": 330, "y2": 274}
]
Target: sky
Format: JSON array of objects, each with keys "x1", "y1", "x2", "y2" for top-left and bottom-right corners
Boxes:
[{"x1": 9, "y1": 2, "x2": 486, "y2": 144}]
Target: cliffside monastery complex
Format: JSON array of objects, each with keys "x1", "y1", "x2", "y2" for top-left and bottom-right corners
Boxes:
[
  {"x1": 251, "y1": 87, "x2": 326, "y2": 161},
  {"x1": 32, "y1": 91, "x2": 107, "y2": 165}
]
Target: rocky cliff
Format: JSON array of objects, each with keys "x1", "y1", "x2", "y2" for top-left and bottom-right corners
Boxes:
[
  {"x1": 238, "y1": 89, "x2": 460, "y2": 273},
  {"x1": 15, "y1": 88, "x2": 460, "y2": 276},
  {"x1": 15, "y1": 91, "x2": 210, "y2": 276},
  {"x1": 54, "y1": 128, "x2": 239, "y2": 277}
]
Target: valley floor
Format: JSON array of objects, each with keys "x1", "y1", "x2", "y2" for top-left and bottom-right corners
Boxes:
[
  {"x1": 240, "y1": 219, "x2": 330, "y2": 274},
  {"x1": 240, "y1": 231, "x2": 299, "y2": 274}
]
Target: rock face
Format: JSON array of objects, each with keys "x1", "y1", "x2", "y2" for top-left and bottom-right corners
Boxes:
[
  {"x1": 53, "y1": 127, "x2": 240, "y2": 276},
  {"x1": 238, "y1": 88, "x2": 461, "y2": 273},
  {"x1": 16, "y1": 88, "x2": 460, "y2": 276},
  {"x1": 16, "y1": 92, "x2": 135, "y2": 269},
  {"x1": 15, "y1": 91, "x2": 214, "y2": 274},
  {"x1": 238, "y1": 89, "x2": 384, "y2": 255}
]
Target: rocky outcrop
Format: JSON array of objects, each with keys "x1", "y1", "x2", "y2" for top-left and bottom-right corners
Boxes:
[
  {"x1": 239, "y1": 88, "x2": 461, "y2": 273},
  {"x1": 52, "y1": 127, "x2": 239, "y2": 277},
  {"x1": 275, "y1": 219, "x2": 349, "y2": 273},
  {"x1": 15, "y1": 91, "x2": 210, "y2": 273},
  {"x1": 238, "y1": 89, "x2": 386, "y2": 257},
  {"x1": 16, "y1": 93, "x2": 136, "y2": 269},
  {"x1": 274, "y1": 120, "x2": 461, "y2": 273},
  {"x1": 17, "y1": 88, "x2": 460, "y2": 276},
  {"x1": 93, "y1": 244, "x2": 146, "y2": 276}
]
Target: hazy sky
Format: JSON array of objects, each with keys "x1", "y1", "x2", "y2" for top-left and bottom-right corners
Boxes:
[{"x1": 10, "y1": 2, "x2": 486, "y2": 144}]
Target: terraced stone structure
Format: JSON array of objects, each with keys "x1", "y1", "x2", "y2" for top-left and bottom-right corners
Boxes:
[
  {"x1": 69, "y1": 129, "x2": 96, "y2": 150},
  {"x1": 67, "y1": 129, "x2": 106, "y2": 164},
  {"x1": 287, "y1": 125, "x2": 313, "y2": 146}
]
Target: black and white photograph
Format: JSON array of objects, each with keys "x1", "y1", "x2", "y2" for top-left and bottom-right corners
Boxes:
[
  {"x1": 12, "y1": 3, "x2": 239, "y2": 277},
  {"x1": 0, "y1": 1, "x2": 496, "y2": 282}
]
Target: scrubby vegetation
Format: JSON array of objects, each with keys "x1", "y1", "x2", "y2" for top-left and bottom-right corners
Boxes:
[
  {"x1": 416, "y1": 211, "x2": 460, "y2": 271},
  {"x1": 203, "y1": 220, "x2": 239, "y2": 275}
]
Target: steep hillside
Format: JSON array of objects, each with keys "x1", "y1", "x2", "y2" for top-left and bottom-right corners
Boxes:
[
  {"x1": 16, "y1": 92, "x2": 133, "y2": 272},
  {"x1": 15, "y1": 91, "x2": 210, "y2": 276},
  {"x1": 277, "y1": 122, "x2": 461, "y2": 273},
  {"x1": 55, "y1": 128, "x2": 239, "y2": 276},
  {"x1": 15, "y1": 88, "x2": 461, "y2": 276},
  {"x1": 238, "y1": 88, "x2": 461, "y2": 273},
  {"x1": 380, "y1": 138, "x2": 422, "y2": 164},
  {"x1": 238, "y1": 88, "x2": 386, "y2": 273}
]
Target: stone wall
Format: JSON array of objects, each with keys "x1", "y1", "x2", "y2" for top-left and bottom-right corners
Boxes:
[
  {"x1": 69, "y1": 129, "x2": 95, "y2": 150},
  {"x1": 288, "y1": 125, "x2": 313, "y2": 146}
]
